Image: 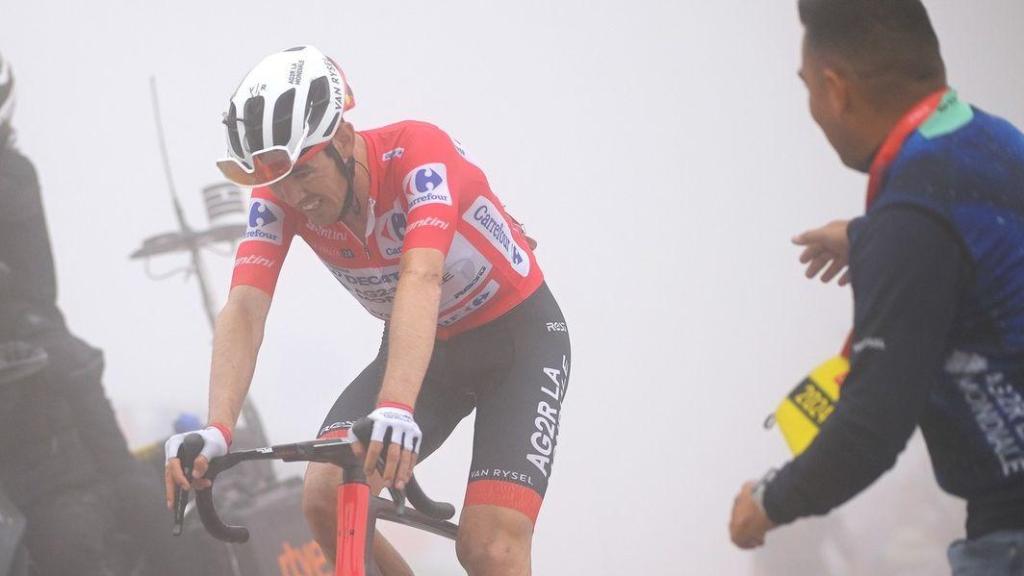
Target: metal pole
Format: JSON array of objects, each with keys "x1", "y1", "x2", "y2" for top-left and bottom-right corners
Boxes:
[
  {"x1": 149, "y1": 77, "x2": 218, "y2": 330},
  {"x1": 147, "y1": 79, "x2": 268, "y2": 444}
]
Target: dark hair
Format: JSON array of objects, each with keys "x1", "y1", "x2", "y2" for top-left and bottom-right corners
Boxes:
[{"x1": 799, "y1": 0, "x2": 945, "y2": 84}]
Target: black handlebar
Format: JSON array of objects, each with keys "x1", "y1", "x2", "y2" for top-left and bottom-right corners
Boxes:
[
  {"x1": 403, "y1": 475, "x2": 456, "y2": 522},
  {"x1": 176, "y1": 417, "x2": 454, "y2": 544},
  {"x1": 195, "y1": 482, "x2": 249, "y2": 543}
]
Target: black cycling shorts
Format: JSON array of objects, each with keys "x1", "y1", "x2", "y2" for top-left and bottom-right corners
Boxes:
[{"x1": 317, "y1": 282, "x2": 570, "y2": 523}]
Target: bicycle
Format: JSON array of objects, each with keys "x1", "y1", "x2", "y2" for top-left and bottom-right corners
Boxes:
[{"x1": 173, "y1": 419, "x2": 458, "y2": 576}]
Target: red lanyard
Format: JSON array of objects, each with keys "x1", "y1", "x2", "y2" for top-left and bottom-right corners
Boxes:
[
  {"x1": 840, "y1": 88, "x2": 948, "y2": 361},
  {"x1": 865, "y1": 88, "x2": 948, "y2": 209}
]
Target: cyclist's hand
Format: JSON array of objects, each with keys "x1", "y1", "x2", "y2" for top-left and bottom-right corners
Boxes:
[
  {"x1": 163, "y1": 426, "x2": 230, "y2": 510},
  {"x1": 792, "y1": 220, "x2": 851, "y2": 286},
  {"x1": 359, "y1": 403, "x2": 421, "y2": 491}
]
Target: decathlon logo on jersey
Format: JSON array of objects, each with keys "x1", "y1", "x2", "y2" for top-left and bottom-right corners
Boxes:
[
  {"x1": 403, "y1": 163, "x2": 452, "y2": 210},
  {"x1": 244, "y1": 199, "x2": 285, "y2": 245},
  {"x1": 464, "y1": 197, "x2": 530, "y2": 277}
]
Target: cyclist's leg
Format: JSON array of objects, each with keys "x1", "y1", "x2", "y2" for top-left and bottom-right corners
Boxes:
[{"x1": 455, "y1": 283, "x2": 570, "y2": 576}]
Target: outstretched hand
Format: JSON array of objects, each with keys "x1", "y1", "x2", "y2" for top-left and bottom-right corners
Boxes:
[{"x1": 792, "y1": 220, "x2": 851, "y2": 286}]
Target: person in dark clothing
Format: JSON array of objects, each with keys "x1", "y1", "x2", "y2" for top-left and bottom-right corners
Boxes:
[
  {"x1": 0, "y1": 52, "x2": 190, "y2": 576},
  {"x1": 729, "y1": 2, "x2": 1024, "y2": 574}
]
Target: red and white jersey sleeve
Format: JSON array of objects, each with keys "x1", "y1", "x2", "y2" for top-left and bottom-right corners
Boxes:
[
  {"x1": 391, "y1": 126, "x2": 461, "y2": 256},
  {"x1": 381, "y1": 123, "x2": 542, "y2": 337},
  {"x1": 230, "y1": 186, "x2": 297, "y2": 296}
]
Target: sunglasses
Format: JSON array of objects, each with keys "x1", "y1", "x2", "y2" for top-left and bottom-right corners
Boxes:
[{"x1": 216, "y1": 119, "x2": 331, "y2": 188}]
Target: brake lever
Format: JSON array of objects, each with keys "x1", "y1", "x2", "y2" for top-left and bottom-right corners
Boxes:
[
  {"x1": 353, "y1": 418, "x2": 408, "y2": 515},
  {"x1": 173, "y1": 434, "x2": 205, "y2": 535},
  {"x1": 385, "y1": 479, "x2": 407, "y2": 516}
]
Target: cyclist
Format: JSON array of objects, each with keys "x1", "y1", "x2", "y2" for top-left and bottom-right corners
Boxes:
[
  {"x1": 164, "y1": 45, "x2": 571, "y2": 576},
  {"x1": 729, "y1": 2, "x2": 1024, "y2": 573}
]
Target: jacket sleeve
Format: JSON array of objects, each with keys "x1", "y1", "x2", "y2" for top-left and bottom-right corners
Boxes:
[{"x1": 764, "y1": 205, "x2": 970, "y2": 524}]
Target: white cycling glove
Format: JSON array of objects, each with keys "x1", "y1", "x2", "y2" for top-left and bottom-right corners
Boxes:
[
  {"x1": 367, "y1": 403, "x2": 422, "y2": 453},
  {"x1": 164, "y1": 424, "x2": 231, "y2": 464}
]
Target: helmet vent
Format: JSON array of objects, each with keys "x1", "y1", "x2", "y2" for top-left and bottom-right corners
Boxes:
[
  {"x1": 322, "y1": 112, "x2": 340, "y2": 139},
  {"x1": 305, "y1": 76, "x2": 330, "y2": 134},
  {"x1": 242, "y1": 96, "x2": 266, "y2": 153},
  {"x1": 272, "y1": 88, "x2": 296, "y2": 147}
]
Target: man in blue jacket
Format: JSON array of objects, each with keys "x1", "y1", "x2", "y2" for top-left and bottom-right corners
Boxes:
[{"x1": 730, "y1": 2, "x2": 1024, "y2": 574}]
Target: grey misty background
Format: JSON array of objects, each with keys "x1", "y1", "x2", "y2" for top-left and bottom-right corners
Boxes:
[{"x1": 2, "y1": 1, "x2": 1022, "y2": 574}]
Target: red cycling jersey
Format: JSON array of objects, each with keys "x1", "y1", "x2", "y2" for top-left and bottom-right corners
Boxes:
[{"x1": 230, "y1": 121, "x2": 544, "y2": 339}]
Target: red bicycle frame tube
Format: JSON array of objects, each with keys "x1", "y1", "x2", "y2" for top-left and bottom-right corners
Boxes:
[{"x1": 337, "y1": 481, "x2": 371, "y2": 576}]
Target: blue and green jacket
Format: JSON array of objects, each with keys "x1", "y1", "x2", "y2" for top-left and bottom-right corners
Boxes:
[{"x1": 766, "y1": 90, "x2": 1024, "y2": 539}]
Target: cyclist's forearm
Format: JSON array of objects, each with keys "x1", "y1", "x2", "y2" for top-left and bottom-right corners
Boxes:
[
  {"x1": 207, "y1": 299, "x2": 265, "y2": 432},
  {"x1": 380, "y1": 267, "x2": 442, "y2": 408}
]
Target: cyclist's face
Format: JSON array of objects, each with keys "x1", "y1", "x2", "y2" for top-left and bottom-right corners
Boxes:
[{"x1": 270, "y1": 143, "x2": 350, "y2": 226}]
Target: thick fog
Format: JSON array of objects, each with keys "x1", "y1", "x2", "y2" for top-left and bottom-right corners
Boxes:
[{"x1": 3, "y1": 1, "x2": 1023, "y2": 574}]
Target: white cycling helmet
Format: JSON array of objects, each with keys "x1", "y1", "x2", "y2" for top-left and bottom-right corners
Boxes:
[
  {"x1": 217, "y1": 45, "x2": 355, "y2": 187},
  {"x1": 0, "y1": 52, "x2": 15, "y2": 129}
]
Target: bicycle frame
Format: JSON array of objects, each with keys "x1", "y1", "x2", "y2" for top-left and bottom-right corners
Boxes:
[
  {"x1": 337, "y1": 472, "x2": 370, "y2": 576},
  {"x1": 175, "y1": 430, "x2": 458, "y2": 576}
]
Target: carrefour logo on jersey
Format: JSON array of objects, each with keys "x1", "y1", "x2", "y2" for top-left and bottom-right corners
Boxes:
[
  {"x1": 403, "y1": 163, "x2": 452, "y2": 210},
  {"x1": 464, "y1": 197, "x2": 530, "y2": 277},
  {"x1": 244, "y1": 198, "x2": 285, "y2": 245}
]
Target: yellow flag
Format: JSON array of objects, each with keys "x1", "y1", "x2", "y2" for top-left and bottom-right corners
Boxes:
[{"x1": 775, "y1": 356, "x2": 849, "y2": 455}]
